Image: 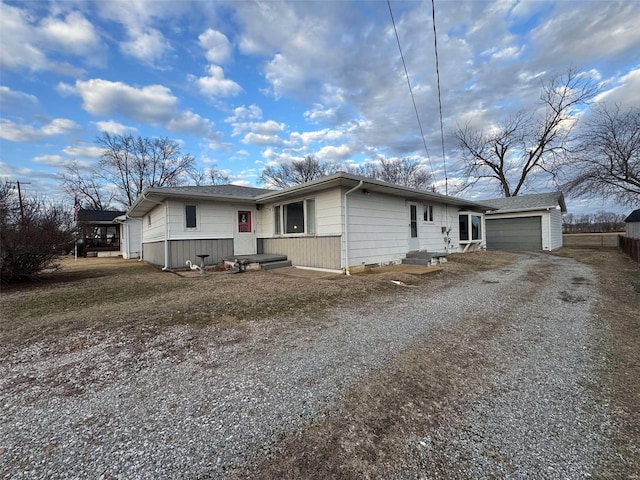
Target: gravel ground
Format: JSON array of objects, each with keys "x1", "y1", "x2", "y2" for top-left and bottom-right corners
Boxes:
[{"x1": 0, "y1": 253, "x2": 610, "y2": 478}]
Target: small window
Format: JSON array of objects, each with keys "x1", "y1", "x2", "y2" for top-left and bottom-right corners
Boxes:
[
  {"x1": 185, "y1": 205, "x2": 197, "y2": 229},
  {"x1": 423, "y1": 205, "x2": 434, "y2": 222},
  {"x1": 147, "y1": 215, "x2": 151, "y2": 226},
  {"x1": 459, "y1": 215, "x2": 469, "y2": 241},
  {"x1": 274, "y1": 205, "x2": 281, "y2": 235}
]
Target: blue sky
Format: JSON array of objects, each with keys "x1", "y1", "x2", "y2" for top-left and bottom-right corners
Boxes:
[{"x1": 1, "y1": 0, "x2": 639, "y2": 214}]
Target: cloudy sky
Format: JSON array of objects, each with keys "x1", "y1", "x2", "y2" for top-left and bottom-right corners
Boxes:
[{"x1": 1, "y1": 0, "x2": 639, "y2": 214}]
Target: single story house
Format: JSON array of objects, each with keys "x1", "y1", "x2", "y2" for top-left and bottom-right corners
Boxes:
[
  {"x1": 624, "y1": 209, "x2": 640, "y2": 239},
  {"x1": 76, "y1": 209, "x2": 126, "y2": 257},
  {"x1": 126, "y1": 172, "x2": 494, "y2": 273},
  {"x1": 482, "y1": 192, "x2": 567, "y2": 251}
]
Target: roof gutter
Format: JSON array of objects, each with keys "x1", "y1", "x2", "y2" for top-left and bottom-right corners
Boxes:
[{"x1": 343, "y1": 180, "x2": 364, "y2": 275}]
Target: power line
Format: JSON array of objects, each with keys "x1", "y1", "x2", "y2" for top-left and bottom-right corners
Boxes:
[
  {"x1": 431, "y1": 0, "x2": 448, "y2": 196},
  {"x1": 386, "y1": 0, "x2": 436, "y2": 188}
]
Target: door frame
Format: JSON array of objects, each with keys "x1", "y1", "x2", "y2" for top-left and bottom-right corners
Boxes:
[
  {"x1": 408, "y1": 202, "x2": 419, "y2": 251},
  {"x1": 233, "y1": 208, "x2": 257, "y2": 255}
]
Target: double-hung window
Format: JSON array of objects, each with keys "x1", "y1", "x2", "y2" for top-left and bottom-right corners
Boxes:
[
  {"x1": 423, "y1": 205, "x2": 434, "y2": 222},
  {"x1": 274, "y1": 199, "x2": 316, "y2": 235}
]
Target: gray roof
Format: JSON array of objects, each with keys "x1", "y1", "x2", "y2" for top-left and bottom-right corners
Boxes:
[
  {"x1": 77, "y1": 209, "x2": 126, "y2": 223},
  {"x1": 150, "y1": 185, "x2": 273, "y2": 198},
  {"x1": 482, "y1": 192, "x2": 567, "y2": 213},
  {"x1": 625, "y1": 209, "x2": 640, "y2": 223}
]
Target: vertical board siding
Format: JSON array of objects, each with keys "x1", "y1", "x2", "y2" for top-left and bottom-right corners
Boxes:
[
  {"x1": 628, "y1": 222, "x2": 640, "y2": 239},
  {"x1": 170, "y1": 239, "x2": 234, "y2": 268},
  {"x1": 261, "y1": 236, "x2": 341, "y2": 270},
  {"x1": 142, "y1": 239, "x2": 234, "y2": 268}
]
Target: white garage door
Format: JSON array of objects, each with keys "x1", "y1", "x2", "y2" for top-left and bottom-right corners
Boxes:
[{"x1": 486, "y1": 216, "x2": 543, "y2": 251}]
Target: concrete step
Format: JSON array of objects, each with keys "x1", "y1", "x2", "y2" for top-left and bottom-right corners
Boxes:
[
  {"x1": 401, "y1": 257, "x2": 431, "y2": 266},
  {"x1": 405, "y1": 251, "x2": 434, "y2": 260},
  {"x1": 261, "y1": 260, "x2": 293, "y2": 270}
]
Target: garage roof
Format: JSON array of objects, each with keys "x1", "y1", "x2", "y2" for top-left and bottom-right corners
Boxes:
[
  {"x1": 482, "y1": 191, "x2": 567, "y2": 214},
  {"x1": 624, "y1": 209, "x2": 640, "y2": 223}
]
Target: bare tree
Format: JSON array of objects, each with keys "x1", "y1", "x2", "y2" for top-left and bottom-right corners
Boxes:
[
  {"x1": 371, "y1": 157, "x2": 432, "y2": 190},
  {"x1": 189, "y1": 166, "x2": 230, "y2": 186},
  {"x1": 259, "y1": 155, "x2": 340, "y2": 188},
  {"x1": 563, "y1": 103, "x2": 640, "y2": 207},
  {"x1": 97, "y1": 132, "x2": 195, "y2": 207},
  {"x1": 60, "y1": 161, "x2": 115, "y2": 210},
  {"x1": 455, "y1": 68, "x2": 599, "y2": 197}
]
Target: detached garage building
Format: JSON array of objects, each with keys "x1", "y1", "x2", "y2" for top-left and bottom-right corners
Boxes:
[{"x1": 482, "y1": 192, "x2": 567, "y2": 251}]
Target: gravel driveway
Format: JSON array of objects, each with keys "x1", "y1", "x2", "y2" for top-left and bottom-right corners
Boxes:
[{"x1": 0, "y1": 253, "x2": 610, "y2": 479}]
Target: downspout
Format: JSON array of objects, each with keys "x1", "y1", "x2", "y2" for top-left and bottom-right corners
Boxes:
[{"x1": 343, "y1": 180, "x2": 364, "y2": 275}]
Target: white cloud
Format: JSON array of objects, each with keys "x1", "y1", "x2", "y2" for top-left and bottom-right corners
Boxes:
[
  {"x1": 0, "y1": 118, "x2": 79, "y2": 142},
  {"x1": 199, "y1": 29, "x2": 232, "y2": 64},
  {"x1": 242, "y1": 132, "x2": 283, "y2": 147},
  {"x1": 39, "y1": 11, "x2": 100, "y2": 55},
  {"x1": 594, "y1": 67, "x2": 640, "y2": 107},
  {"x1": 95, "y1": 120, "x2": 137, "y2": 135},
  {"x1": 70, "y1": 79, "x2": 177, "y2": 121},
  {"x1": 231, "y1": 120, "x2": 284, "y2": 137},
  {"x1": 120, "y1": 27, "x2": 169, "y2": 65},
  {"x1": 190, "y1": 65, "x2": 242, "y2": 98},
  {"x1": 33, "y1": 154, "x2": 66, "y2": 166},
  {"x1": 62, "y1": 145, "x2": 105, "y2": 159},
  {"x1": 315, "y1": 144, "x2": 353, "y2": 161},
  {"x1": 225, "y1": 105, "x2": 263, "y2": 123},
  {"x1": 0, "y1": 86, "x2": 38, "y2": 106},
  {"x1": 0, "y1": 3, "x2": 98, "y2": 74}
]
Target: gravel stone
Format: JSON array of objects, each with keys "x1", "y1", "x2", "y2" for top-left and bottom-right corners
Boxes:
[{"x1": 0, "y1": 253, "x2": 611, "y2": 479}]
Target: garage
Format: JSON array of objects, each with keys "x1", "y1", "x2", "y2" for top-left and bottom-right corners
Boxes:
[{"x1": 486, "y1": 216, "x2": 543, "y2": 251}]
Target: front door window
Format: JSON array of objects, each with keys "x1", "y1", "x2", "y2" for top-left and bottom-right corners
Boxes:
[
  {"x1": 410, "y1": 204, "x2": 418, "y2": 238},
  {"x1": 238, "y1": 211, "x2": 251, "y2": 232}
]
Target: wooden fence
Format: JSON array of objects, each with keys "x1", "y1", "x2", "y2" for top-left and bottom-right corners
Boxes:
[
  {"x1": 563, "y1": 233, "x2": 621, "y2": 248},
  {"x1": 618, "y1": 235, "x2": 640, "y2": 263}
]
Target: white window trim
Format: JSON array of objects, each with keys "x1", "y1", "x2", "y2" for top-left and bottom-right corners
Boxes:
[
  {"x1": 423, "y1": 204, "x2": 434, "y2": 223},
  {"x1": 273, "y1": 198, "x2": 317, "y2": 237},
  {"x1": 458, "y1": 212, "x2": 484, "y2": 243},
  {"x1": 184, "y1": 203, "x2": 200, "y2": 231}
]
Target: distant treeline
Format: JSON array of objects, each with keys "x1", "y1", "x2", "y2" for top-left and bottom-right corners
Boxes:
[{"x1": 563, "y1": 212, "x2": 626, "y2": 234}]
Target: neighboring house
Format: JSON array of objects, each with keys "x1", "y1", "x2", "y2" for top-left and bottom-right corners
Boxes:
[
  {"x1": 624, "y1": 209, "x2": 640, "y2": 239},
  {"x1": 76, "y1": 209, "x2": 126, "y2": 257},
  {"x1": 126, "y1": 172, "x2": 494, "y2": 273},
  {"x1": 482, "y1": 192, "x2": 567, "y2": 251}
]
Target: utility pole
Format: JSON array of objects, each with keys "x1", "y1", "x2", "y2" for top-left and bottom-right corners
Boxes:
[{"x1": 7, "y1": 181, "x2": 31, "y2": 224}]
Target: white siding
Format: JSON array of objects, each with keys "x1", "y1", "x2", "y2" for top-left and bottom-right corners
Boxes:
[
  {"x1": 121, "y1": 217, "x2": 142, "y2": 258},
  {"x1": 627, "y1": 222, "x2": 640, "y2": 239},
  {"x1": 258, "y1": 188, "x2": 343, "y2": 237},
  {"x1": 166, "y1": 200, "x2": 247, "y2": 240},
  {"x1": 143, "y1": 204, "x2": 166, "y2": 242},
  {"x1": 549, "y1": 208, "x2": 563, "y2": 250},
  {"x1": 344, "y1": 192, "x2": 466, "y2": 266}
]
